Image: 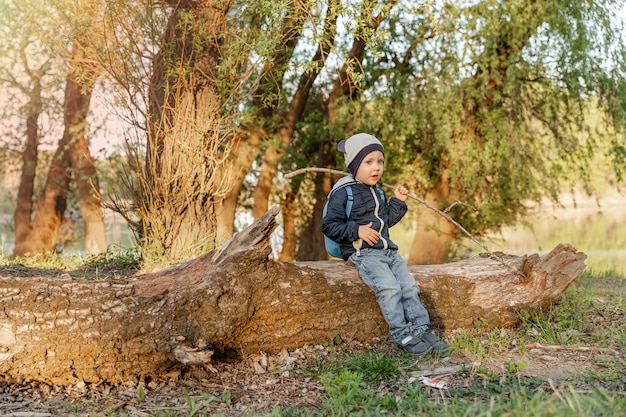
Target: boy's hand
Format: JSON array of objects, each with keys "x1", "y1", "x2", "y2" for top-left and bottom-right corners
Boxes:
[
  {"x1": 394, "y1": 185, "x2": 408, "y2": 202},
  {"x1": 358, "y1": 222, "x2": 380, "y2": 245}
]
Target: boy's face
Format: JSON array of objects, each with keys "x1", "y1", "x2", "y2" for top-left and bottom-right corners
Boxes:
[{"x1": 355, "y1": 150, "x2": 384, "y2": 185}]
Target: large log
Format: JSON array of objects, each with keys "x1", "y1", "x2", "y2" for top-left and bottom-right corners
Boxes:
[{"x1": 0, "y1": 206, "x2": 586, "y2": 385}]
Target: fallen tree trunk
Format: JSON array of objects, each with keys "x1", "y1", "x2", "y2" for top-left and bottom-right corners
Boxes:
[{"x1": 0, "y1": 206, "x2": 586, "y2": 385}]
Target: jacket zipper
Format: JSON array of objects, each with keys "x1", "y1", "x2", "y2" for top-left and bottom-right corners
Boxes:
[{"x1": 371, "y1": 186, "x2": 388, "y2": 250}]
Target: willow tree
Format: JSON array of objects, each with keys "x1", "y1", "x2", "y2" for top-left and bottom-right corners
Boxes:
[
  {"x1": 99, "y1": 0, "x2": 350, "y2": 263},
  {"x1": 96, "y1": 0, "x2": 230, "y2": 263},
  {"x1": 291, "y1": 0, "x2": 626, "y2": 263},
  {"x1": 401, "y1": 0, "x2": 625, "y2": 263}
]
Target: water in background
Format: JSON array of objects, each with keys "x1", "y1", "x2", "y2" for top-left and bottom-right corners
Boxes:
[
  {"x1": 0, "y1": 211, "x2": 135, "y2": 257},
  {"x1": 458, "y1": 189, "x2": 626, "y2": 275}
]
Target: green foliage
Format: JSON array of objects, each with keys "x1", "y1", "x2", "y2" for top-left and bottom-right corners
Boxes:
[
  {"x1": 137, "y1": 385, "x2": 146, "y2": 403},
  {"x1": 579, "y1": 266, "x2": 625, "y2": 280},
  {"x1": 519, "y1": 305, "x2": 585, "y2": 346},
  {"x1": 317, "y1": 367, "x2": 404, "y2": 416},
  {"x1": 182, "y1": 387, "x2": 224, "y2": 417},
  {"x1": 330, "y1": 0, "x2": 626, "y2": 240},
  {"x1": 319, "y1": 369, "x2": 372, "y2": 410},
  {"x1": 343, "y1": 350, "x2": 401, "y2": 382}
]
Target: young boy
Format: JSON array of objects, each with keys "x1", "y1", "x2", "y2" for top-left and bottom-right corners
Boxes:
[{"x1": 321, "y1": 133, "x2": 449, "y2": 356}]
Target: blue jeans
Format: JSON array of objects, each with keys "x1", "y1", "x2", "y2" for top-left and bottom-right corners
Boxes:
[{"x1": 349, "y1": 248, "x2": 430, "y2": 340}]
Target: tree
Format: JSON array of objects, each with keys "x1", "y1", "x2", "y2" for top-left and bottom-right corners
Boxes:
[
  {"x1": 237, "y1": 0, "x2": 626, "y2": 264},
  {"x1": 98, "y1": 0, "x2": 292, "y2": 264},
  {"x1": 0, "y1": 1, "x2": 61, "y2": 252},
  {"x1": 341, "y1": 0, "x2": 626, "y2": 263},
  {"x1": 1, "y1": 0, "x2": 108, "y2": 257}
]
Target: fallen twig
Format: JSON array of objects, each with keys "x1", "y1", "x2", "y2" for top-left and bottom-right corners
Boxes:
[
  {"x1": 406, "y1": 362, "x2": 482, "y2": 378},
  {"x1": 525, "y1": 343, "x2": 620, "y2": 355},
  {"x1": 98, "y1": 402, "x2": 128, "y2": 417},
  {"x1": 285, "y1": 167, "x2": 515, "y2": 270}
]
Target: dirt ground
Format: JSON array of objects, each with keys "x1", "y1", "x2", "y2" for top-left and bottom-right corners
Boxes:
[
  {"x1": 0, "y1": 266, "x2": 624, "y2": 416},
  {"x1": 1, "y1": 335, "x2": 623, "y2": 417}
]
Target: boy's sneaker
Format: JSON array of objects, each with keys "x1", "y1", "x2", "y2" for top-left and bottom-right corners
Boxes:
[
  {"x1": 395, "y1": 333, "x2": 432, "y2": 356},
  {"x1": 421, "y1": 328, "x2": 450, "y2": 352}
]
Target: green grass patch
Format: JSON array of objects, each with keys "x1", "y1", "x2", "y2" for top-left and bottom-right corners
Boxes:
[{"x1": 0, "y1": 246, "x2": 141, "y2": 279}]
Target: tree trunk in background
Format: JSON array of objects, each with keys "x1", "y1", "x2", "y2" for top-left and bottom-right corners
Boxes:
[
  {"x1": 215, "y1": 132, "x2": 262, "y2": 245},
  {"x1": 17, "y1": 146, "x2": 70, "y2": 256},
  {"x1": 253, "y1": 146, "x2": 279, "y2": 221},
  {"x1": 408, "y1": 170, "x2": 460, "y2": 264},
  {"x1": 13, "y1": 49, "x2": 105, "y2": 256},
  {"x1": 0, "y1": 206, "x2": 587, "y2": 386},
  {"x1": 295, "y1": 143, "x2": 333, "y2": 261},
  {"x1": 71, "y1": 135, "x2": 107, "y2": 255},
  {"x1": 408, "y1": 204, "x2": 457, "y2": 265},
  {"x1": 13, "y1": 98, "x2": 42, "y2": 251},
  {"x1": 67, "y1": 48, "x2": 107, "y2": 255},
  {"x1": 278, "y1": 189, "x2": 297, "y2": 260}
]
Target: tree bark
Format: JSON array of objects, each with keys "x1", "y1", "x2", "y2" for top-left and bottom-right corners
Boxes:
[
  {"x1": 71, "y1": 135, "x2": 107, "y2": 256},
  {"x1": 295, "y1": 143, "x2": 333, "y2": 261},
  {"x1": 0, "y1": 206, "x2": 586, "y2": 386},
  {"x1": 408, "y1": 168, "x2": 460, "y2": 264},
  {"x1": 277, "y1": 186, "x2": 299, "y2": 261},
  {"x1": 13, "y1": 99, "x2": 42, "y2": 250},
  {"x1": 408, "y1": 203, "x2": 457, "y2": 265},
  {"x1": 214, "y1": 132, "x2": 263, "y2": 245}
]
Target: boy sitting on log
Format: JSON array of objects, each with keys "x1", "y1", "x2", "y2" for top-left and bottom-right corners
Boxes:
[{"x1": 321, "y1": 133, "x2": 449, "y2": 356}]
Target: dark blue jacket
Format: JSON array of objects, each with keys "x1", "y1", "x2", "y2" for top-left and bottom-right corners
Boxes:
[{"x1": 321, "y1": 179, "x2": 408, "y2": 260}]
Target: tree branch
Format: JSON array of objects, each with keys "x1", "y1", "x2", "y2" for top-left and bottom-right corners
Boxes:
[{"x1": 284, "y1": 167, "x2": 516, "y2": 270}]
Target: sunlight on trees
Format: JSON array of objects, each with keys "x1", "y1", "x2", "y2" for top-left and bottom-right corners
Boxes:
[{"x1": 1, "y1": 0, "x2": 625, "y2": 266}]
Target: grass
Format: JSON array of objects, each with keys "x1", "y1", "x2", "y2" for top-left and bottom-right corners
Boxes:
[
  {"x1": 516, "y1": 268, "x2": 626, "y2": 349},
  {"x1": 282, "y1": 361, "x2": 626, "y2": 417},
  {"x1": 0, "y1": 245, "x2": 141, "y2": 278}
]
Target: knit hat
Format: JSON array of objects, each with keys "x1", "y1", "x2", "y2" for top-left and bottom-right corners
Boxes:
[{"x1": 338, "y1": 133, "x2": 385, "y2": 176}]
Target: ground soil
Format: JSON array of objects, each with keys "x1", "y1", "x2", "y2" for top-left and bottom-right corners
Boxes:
[{"x1": 0, "y1": 265, "x2": 624, "y2": 416}]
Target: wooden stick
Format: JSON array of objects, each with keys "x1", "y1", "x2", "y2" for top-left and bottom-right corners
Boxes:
[
  {"x1": 525, "y1": 343, "x2": 619, "y2": 355},
  {"x1": 285, "y1": 167, "x2": 515, "y2": 269},
  {"x1": 406, "y1": 362, "x2": 482, "y2": 377}
]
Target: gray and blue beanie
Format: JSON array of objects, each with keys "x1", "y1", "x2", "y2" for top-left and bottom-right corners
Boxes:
[{"x1": 337, "y1": 133, "x2": 385, "y2": 176}]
